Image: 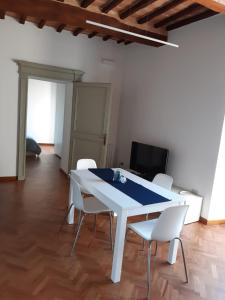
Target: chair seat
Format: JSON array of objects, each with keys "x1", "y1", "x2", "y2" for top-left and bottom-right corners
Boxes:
[
  {"x1": 128, "y1": 219, "x2": 158, "y2": 241},
  {"x1": 83, "y1": 197, "x2": 111, "y2": 214}
]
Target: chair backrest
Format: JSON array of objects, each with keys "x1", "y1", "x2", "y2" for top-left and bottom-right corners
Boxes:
[
  {"x1": 153, "y1": 173, "x2": 173, "y2": 190},
  {"x1": 76, "y1": 159, "x2": 97, "y2": 170},
  {"x1": 70, "y1": 178, "x2": 84, "y2": 211},
  {"x1": 152, "y1": 205, "x2": 189, "y2": 242}
]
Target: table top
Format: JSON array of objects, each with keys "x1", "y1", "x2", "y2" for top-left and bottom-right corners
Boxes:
[{"x1": 70, "y1": 168, "x2": 184, "y2": 215}]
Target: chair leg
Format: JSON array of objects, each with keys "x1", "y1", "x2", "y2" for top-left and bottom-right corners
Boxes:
[
  {"x1": 71, "y1": 213, "x2": 85, "y2": 256},
  {"x1": 125, "y1": 227, "x2": 129, "y2": 242},
  {"x1": 141, "y1": 214, "x2": 149, "y2": 250},
  {"x1": 77, "y1": 210, "x2": 81, "y2": 226},
  {"x1": 147, "y1": 241, "x2": 152, "y2": 299},
  {"x1": 154, "y1": 241, "x2": 158, "y2": 256},
  {"x1": 58, "y1": 203, "x2": 74, "y2": 233},
  {"x1": 109, "y1": 212, "x2": 114, "y2": 251},
  {"x1": 176, "y1": 238, "x2": 188, "y2": 283}
]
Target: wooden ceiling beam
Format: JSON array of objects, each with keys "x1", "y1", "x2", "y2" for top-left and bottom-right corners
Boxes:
[
  {"x1": 0, "y1": 0, "x2": 167, "y2": 47},
  {"x1": 38, "y1": 19, "x2": 46, "y2": 28},
  {"x1": 138, "y1": 0, "x2": 185, "y2": 24},
  {"x1": 154, "y1": 3, "x2": 202, "y2": 28},
  {"x1": 56, "y1": 23, "x2": 66, "y2": 32},
  {"x1": 167, "y1": 9, "x2": 218, "y2": 30},
  {"x1": 80, "y1": 0, "x2": 95, "y2": 8},
  {"x1": 101, "y1": 0, "x2": 124, "y2": 14},
  {"x1": 119, "y1": 0, "x2": 157, "y2": 19},
  {"x1": 0, "y1": 10, "x2": 5, "y2": 19},
  {"x1": 19, "y1": 15, "x2": 26, "y2": 24},
  {"x1": 103, "y1": 35, "x2": 112, "y2": 41},
  {"x1": 194, "y1": 0, "x2": 225, "y2": 13},
  {"x1": 73, "y1": 27, "x2": 83, "y2": 36},
  {"x1": 88, "y1": 31, "x2": 97, "y2": 38}
]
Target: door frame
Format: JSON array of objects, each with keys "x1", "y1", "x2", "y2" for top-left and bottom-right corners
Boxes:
[{"x1": 15, "y1": 60, "x2": 84, "y2": 180}]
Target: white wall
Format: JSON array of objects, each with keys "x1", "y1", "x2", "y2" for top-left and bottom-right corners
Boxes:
[
  {"x1": 209, "y1": 116, "x2": 225, "y2": 220},
  {"x1": 27, "y1": 78, "x2": 56, "y2": 143},
  {"x1": 117, "y1": 15, "x2": 225, "y2": 219},
  {"x1": 54, "y1": 83, "x2": 66, "y2": 157},
  {"x1": 0, "y1": 16, "x2": 125, "y2": 177},
  {"x1": 1, "y1": 14, "x2": 225, "y2": 220}
]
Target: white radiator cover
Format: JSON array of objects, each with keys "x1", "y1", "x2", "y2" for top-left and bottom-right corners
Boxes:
[{"x1": 172, "y1": 186, "x2": 203, "y2": 224}]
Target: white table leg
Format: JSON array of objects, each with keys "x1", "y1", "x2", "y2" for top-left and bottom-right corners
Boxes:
[
  {"x1": 67, "y1": 180, "x2": 75, "y2": 224},
  {"x1": 111, "y1": 211, "x2": 127, "y2": 283},
  {"x1": 168, "y1": 239, "x2": 179, "y2": 264}
]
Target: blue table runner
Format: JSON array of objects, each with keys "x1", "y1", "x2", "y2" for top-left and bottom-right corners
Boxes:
[{"x1": 89, "y1": 168, "x2": 171, "y2": 206}]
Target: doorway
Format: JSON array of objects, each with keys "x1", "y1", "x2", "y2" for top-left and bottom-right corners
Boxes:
[
  {"x1": 26, "y1": 78, "x2": 67, "y2": 176},
  {"x1": 16, "y1": 61, "x2": 112, "y2": 180},
  {"x1": 16, "y1": 60, "x2": 84, "y2": 180}
]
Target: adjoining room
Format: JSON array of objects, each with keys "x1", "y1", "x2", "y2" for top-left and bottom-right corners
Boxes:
[{"x1": 26, "y1": 78, "x2": 67, "y2": 175}]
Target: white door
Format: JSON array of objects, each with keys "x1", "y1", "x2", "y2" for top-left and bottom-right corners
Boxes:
[{"x1": 69, "y1": 82, "x2": 111, "y2": 170}]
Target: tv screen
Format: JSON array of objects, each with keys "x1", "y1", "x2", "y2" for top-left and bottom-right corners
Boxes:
[{"x1": 130, "y1": 141, "x2": 169, "y2": 181}]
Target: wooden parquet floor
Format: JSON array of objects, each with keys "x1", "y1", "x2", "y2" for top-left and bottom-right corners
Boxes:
[{"x1": 0, "y1": 150, "x2": 225, "y2": 300}]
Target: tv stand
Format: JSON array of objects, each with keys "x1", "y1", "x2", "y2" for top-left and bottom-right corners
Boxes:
[
  {"x1": 127, "y1": 169, "x2": 141, "y2": 176},
  {"x1": 127, "y1": 169, "x2": 151, "y2": 181}
]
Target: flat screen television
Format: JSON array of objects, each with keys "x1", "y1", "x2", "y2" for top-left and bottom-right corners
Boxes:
[{"x1": 130, "y1": 141, "x2": 169, "y2": 181}]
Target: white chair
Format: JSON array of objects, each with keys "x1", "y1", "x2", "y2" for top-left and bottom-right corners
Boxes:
[
  {"x1": 152, "y1": 173, "x2": 173, "y2": 190},
  {"x1": 76, "y1": 158, "x2": 97, "y2": 170},
  {"x1": 76, "y1": 159, "x2": 97, "y2": 194},
  {"x1": 128, "y1": 205, "x2": 189, "y2": 298},
  {"x1": 68, "y1": 178, "x2": 113, "y2": 255},
  {"x1": 140, "y1": 173, "x2": 174, "y2": 250},
  {"x1": 76, "y1": 158, "x2": 114, "y2": 234}
]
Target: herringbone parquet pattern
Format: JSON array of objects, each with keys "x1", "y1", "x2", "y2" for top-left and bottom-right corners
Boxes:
[{"x1": 0, "y1": 148, "x2": 225, "y2": 300}]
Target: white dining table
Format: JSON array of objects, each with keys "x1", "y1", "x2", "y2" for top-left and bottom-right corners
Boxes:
[{"x1": 68, "y1": 168, "x2": 185, "y2": 283}]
